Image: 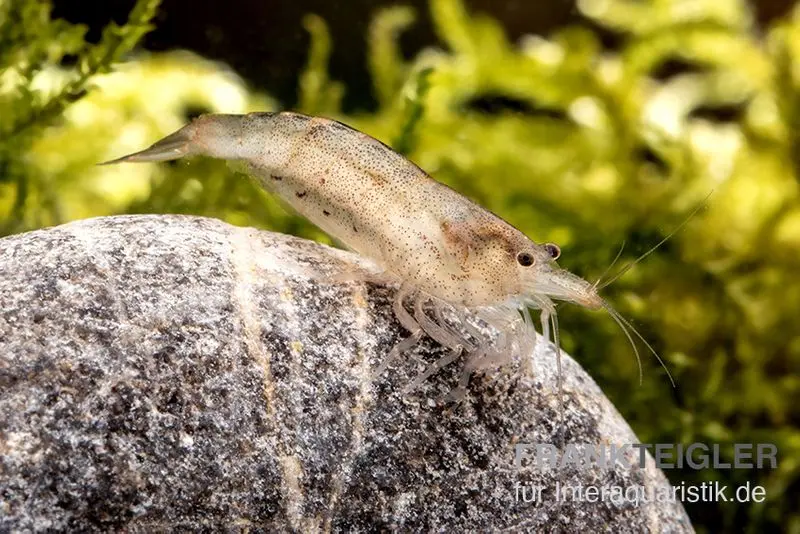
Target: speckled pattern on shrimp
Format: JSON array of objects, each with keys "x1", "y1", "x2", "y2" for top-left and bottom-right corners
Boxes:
[{"x1": 104, "y1": 111, "x2": 658, "y2": 401}]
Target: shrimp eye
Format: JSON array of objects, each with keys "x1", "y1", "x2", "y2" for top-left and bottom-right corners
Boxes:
[
  {"x1": 517, "y1": 252, "x2": 535, "y2": 267},
  {"x1": 544, "y1": 243, "x2": 561, "y2": 260}
]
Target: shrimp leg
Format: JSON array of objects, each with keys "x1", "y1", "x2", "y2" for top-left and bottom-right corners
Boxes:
[{"x1": 373, "y1": 285, "x2": 422, "y2": 377}]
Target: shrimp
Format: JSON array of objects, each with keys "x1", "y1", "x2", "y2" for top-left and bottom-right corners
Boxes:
[{"x1": 102, "y1": 111, "x2": 667, "y2": 404}]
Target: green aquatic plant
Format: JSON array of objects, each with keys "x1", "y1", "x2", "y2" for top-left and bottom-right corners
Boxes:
[
  {"x1": 1, "y1": 0, "x2": 798, "y2": 531},
  {"x1": 0, "y1": 0, "x2": 161, "y2": 233}
]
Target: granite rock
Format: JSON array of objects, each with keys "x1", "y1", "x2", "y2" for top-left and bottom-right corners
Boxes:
[{"x1": 0, "y1": 215, "x2": 693, "y2": 532}]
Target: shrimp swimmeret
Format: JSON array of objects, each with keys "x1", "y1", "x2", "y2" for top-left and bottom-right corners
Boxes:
[{"x1": 104, "y1": 111, "x2": 672, "y2": 402}]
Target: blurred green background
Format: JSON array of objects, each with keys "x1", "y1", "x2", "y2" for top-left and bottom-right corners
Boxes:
[{"x1": 1, "y1": 0, "x2": 798, "y2": 531}]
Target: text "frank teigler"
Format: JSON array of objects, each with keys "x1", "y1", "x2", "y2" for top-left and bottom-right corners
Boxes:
[{"x1": 513, "y1": 442, "x2": 778, "y2": 470}]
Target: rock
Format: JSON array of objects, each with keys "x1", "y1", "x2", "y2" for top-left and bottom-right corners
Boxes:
[{"x1": 0, "y1": 215, "x2": 692, "y2": 532}]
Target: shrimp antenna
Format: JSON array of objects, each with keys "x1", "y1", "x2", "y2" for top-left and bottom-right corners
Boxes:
[
  {"x1": 592, "y1": 240, "x2": 626, "y2": 289},
  {"x1": 596, "y1": 194, "x2": 711, "y2": 290},
  {"x1": 602, "y1": 301, "x2": 676, "y2": 388}
]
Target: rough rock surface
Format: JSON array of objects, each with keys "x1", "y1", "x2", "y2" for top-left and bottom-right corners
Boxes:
[{"x1": 0, "y1": 215, "x2": 693, "y2": 533}]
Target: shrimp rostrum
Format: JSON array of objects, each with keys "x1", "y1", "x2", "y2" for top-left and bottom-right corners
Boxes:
[{"x1": 104, "y1": 112, "x2": 668, "y2": 400}]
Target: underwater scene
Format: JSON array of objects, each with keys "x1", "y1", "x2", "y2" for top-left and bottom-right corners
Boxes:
[{"x1": 1, "y1": 0, "x2": 799, "y2": 531}]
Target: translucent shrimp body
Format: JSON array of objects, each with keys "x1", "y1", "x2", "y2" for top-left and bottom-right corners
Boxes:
[{"x1": 104, "y1": 111, "x2": 614, "y2": 398}]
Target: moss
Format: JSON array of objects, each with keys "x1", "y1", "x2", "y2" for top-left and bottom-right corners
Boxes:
[
  {"x1": 1, "y1": 0, "x2": 799, "y2": 531},
  {"x1": 0, "y1": 0, "x2": 161, "y2": 234}
]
